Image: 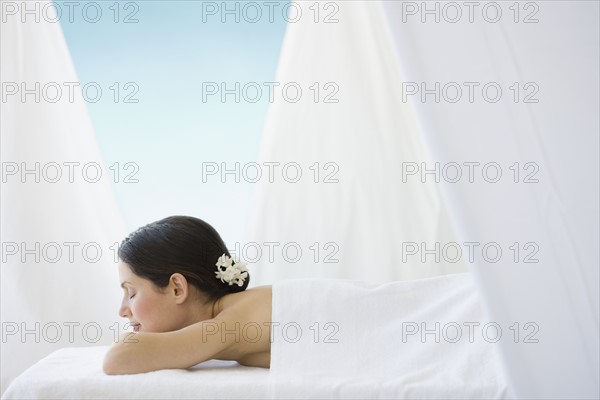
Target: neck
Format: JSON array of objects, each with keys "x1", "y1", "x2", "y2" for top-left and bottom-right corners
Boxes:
[
  {"x1": 180, "y1": 296, "x2": 221, "y2": 327},
  {"x1": 210, "y1": 297, "x2": 221, "y2": 319}
]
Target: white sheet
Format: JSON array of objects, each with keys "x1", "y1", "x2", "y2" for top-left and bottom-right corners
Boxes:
[
  {"x1": 270, "y1": 272, "x2": 511, "y2": 398},
  {"x1": 1, "y1": 346, "x2": 270, "y2": 399}
]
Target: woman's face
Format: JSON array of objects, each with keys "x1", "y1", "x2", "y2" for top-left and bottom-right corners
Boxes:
[{"x1": 117, "y1": 262, "x2": 188, "y2": 333}]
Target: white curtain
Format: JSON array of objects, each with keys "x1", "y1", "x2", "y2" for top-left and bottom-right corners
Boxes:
[
  {"x1": 1, "y1": 2, "x2": 125, "y2": 393},
  {"x1": 249, "y1": 1, "x2": 599, "y2": 398},
  {"x1": 381, "y1": 1, "x2": 599, "y2": 397},
  {"x1": 247, "y1": 0, "x2": 466, "y2": 284}
]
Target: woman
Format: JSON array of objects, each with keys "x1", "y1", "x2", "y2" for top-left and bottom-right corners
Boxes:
[{"x1": 103, "y1": 216, "x2": 272, "y2": 375}]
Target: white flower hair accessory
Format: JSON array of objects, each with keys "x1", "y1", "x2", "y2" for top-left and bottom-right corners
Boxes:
[{"x1": 215, "y1": 253, "x2": 248, "y2": 287}]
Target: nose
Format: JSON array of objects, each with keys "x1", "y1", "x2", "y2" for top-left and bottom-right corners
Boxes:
[{"x1": 119, "y1": 297, "x2": 131, "y2": 318}]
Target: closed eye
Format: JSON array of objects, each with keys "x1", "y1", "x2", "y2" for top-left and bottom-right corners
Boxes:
[{"x1": 129, "y1": 293, "x2": 136, "y2": 299}]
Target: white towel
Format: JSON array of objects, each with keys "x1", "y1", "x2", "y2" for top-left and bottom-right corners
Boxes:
[
  {"x1": 269, "y1": 272, "x2": 511, "y2": 398},
  {"x1": 2, "y1": 346, "x2": 269, "y2": 399}
]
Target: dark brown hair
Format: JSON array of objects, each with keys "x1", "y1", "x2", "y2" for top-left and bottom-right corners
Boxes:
[{"x1": 118, "y1": 216, "x2": 249, "y2": 303}]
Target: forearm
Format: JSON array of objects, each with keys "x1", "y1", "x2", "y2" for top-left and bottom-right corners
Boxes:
[
  {"x1": 103, "y1": 332, "x2": 141, "y2": 375},
  {"x1": 102, "y1": 321, "x2": 224, "y2": 375}
]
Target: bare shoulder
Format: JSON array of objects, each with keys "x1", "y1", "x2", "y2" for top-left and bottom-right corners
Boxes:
[
  {"x1": 216, "y1": 285, "x2": 273, "y2": 332},
  {"x1": 219, "y1": 285, "x2": 272, "y2": 315},
  {"x1": 212, "y1": 285, "x2": 273, "y2": 367}
]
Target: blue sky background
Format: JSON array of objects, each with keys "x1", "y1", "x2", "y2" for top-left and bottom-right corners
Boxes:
[{"x1": 58, "y1": 1, "x2": 289, "y2": 243}]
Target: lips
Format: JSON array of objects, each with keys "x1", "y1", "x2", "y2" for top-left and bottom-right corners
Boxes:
[{"x1": 131, "y1": 323, "x2": 141, "y2": 332}]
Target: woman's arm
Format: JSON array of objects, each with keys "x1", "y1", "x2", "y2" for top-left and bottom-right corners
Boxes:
[{"x1": 103, "y1": 317, "x2": 232, "y2": 375}]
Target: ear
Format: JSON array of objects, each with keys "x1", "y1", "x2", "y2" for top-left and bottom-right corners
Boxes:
[{"x1": 168, "y1": 273, "x2": 189, "y2": 304}]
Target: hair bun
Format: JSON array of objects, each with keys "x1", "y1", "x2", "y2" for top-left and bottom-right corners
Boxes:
[
  {"x1": 227, "y1": 261, "x2": 250, "y2": 293},
  {"x1": 228, "y1": 281, "x2": 249, "y2": 293}
]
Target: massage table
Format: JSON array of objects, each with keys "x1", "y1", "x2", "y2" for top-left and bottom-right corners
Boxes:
[{"x1": 3, "y1": 273, "x2": 511, "y2": 399}]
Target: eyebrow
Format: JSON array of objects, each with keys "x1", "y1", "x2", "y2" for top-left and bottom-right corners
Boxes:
[{"x1": 120, "y1": 281, "x2": 132, "y2": 289}]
